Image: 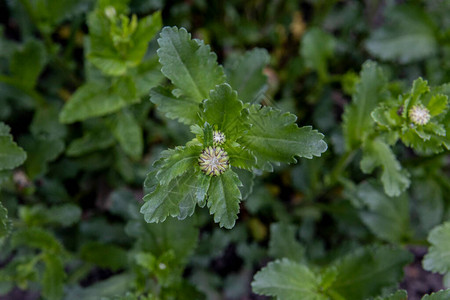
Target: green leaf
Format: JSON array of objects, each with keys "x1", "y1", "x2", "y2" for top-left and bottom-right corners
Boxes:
[
  {"x1": 207, "y1": 169, "x2": 242, "y2": 229},
  {"x1": 42, "y1": 253, "x2": 65, "y2": 300},
  {"x1": 157, "y1": 26, "x2": 226, "y2": 102},
  {"x1": 20, "y1": 136, "x2": 64, "y2": 179},
  {"x1": 12, "y1": 228, "x2": 63, "y2": 254},
  {"x1": 126, "y1": 217, "x2": 198, "y2": 267},
  {"x1": 268, "y1": 223, "x2": 305, "y2": 262},
  {"x1": 224, "y1": 48, "x2": 270, "y2": 103},
  {"x1": 150, "y1": 86, "x2": 201, "y2": 125},
  {"x1": 0, "y1": 122, "x2": 27, "y2": 171},
  {"x1": 375, "y1": 290, "x2": 408, "y2": 300},
  {"x1": 349, "y1": 181, "x2": 411, "y2": 243},
  {"x1": 300, "y1": 28, "x2": 335, "y2": 79},
  {"x1": 0, "y1": 201, "x2": 12, "y2": 245},
  {"x1": 155, "y1": 145, "x2": 202, "y2": 185},
  {"x1": 80, "y1": 242, "x2": 128, "y2": 271},
  {"x1": 343, "y1": 61, "x2": 388, "y2": 149},
  {"x1": 59, "y1": 79, "x2": 138, "y2": 123},
  {"x1": 241, "y1": 105, "x2": 327, "y2": 169},
  {"x1": 251, "y1": 258, "x2": 327, "y2": 300},
  {"x1": 360, "y1": 138, "x2": 410, "y2": 197},
  {"x1": 20, "y1": 203, "x2": 82, "y2": 227},
  {"x1": 329, "y1": 245, "x2": 413, "y2": 300},
  {"x1": 423, "y1": 222, "x2": 450, "y2": 274},
  {"x1": 67, "y1": 127, "x2": 115, "y2": 156},
  {"x1": 202, "y1": 83, "x2": 248, "y2": 140},
  {"x1": 10, "y1": 39, "x2": 46, "y2": 88},
  {"x1": 422, "y1": 289, "x2": 450, "y2": 300},
  {"x1": 88, "y1": 6, "x2": 161, "y2": 76},
  {"x1": 109, "y1": 109, "x2": 143, "y2": 159},
  {"x1": 427, "y1": 93, "x2": 448, "y2": 117},
  {"x1": 366, "y1": 5, "x2": 437, "y2": 63},
  {"x1": 227, "y1": 146, "x2": 256, "y2": 171},
  {"x1": 141, "y1": 171, "x2": 208, "y2": 223}
]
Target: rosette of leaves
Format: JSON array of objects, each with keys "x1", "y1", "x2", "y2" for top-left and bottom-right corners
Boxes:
[
  {"x1": 141, "y1": 26, "x2": 327, "y2": 229},
  {"x1": 372, "y1": 78, "x2": 449, "y2": 154}
]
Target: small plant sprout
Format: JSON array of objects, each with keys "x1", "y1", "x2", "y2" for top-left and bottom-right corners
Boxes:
[
  {"x1": 409, "y1": 104, "x2": 431, "y2": 125},
  {"x1": 198, "y1": 146, "x2": 230, "y2": 176}
]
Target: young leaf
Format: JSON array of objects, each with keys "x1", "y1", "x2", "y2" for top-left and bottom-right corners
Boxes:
[
  {"x1": 300, "y1": 28, "x2": 335, "y2": 80},
  {"x1": 59, "y1": 79, "x2": 138, "y2": 123},
  {"x1": 268, "y1": 223, "x2": 305, "y2": 262},
  {"x1": 0, "y1": 122, "x2": 27, "y2": 171},
  {"x1": 423, "y1": 221, "x2": 450, "y2": 274},
  {"x1": 157, "y1": 26, "x2": 226, "y2": 102},
  {"x1": 343, "y1": 61, "x2": 387, "y2": 149},
  {"x1": 366, "y1": 5, "x2": 437, "y2": 63},
  {"x1": 202, "y1": 83, "x2": 248, "y2": 140},
  {"x1": 329, "y1": 245, "x2": 413, "y2": 300},
  {"x1": 109, "y1": 109, "x2": 143, "y2": 159},
  {"x1": 42, "y1": 253, "x2": 65, "y2": 300},
  {"x1": 360, "y1": 138, "x2": 410, "y2": 196},
  {"x1": 207, "y1": 169, "x2": 242, "y2": 229},
  {"x1": 12, "y1": 228, "x2": 63, "y2": 254},
  {"x1": 251, "y1": 258, "x2": 327, "y2": 300},
  {"x1": 349, "y1": 181, "x2": 411, "y2": 243},
  {"x1": 224, "y1": 48, "x2": 270, "y2": 104},
  {"x1": 240, "y1": 105, "x2": 327, "y2": 169}
]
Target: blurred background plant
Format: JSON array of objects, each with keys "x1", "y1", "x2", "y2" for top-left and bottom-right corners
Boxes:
[{"x1": 0, "y1": 0, "x2": 450, "y2": 299}]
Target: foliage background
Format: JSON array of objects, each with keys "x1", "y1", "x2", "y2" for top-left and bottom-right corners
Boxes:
[{"x1": 1, "y1": 0, "x2": 450, "y2": 299}]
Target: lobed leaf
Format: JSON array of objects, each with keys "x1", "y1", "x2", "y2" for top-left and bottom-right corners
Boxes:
[
  {"x1": 301, "y1": 27, "x2": 335, "y2": 79},
  {"x1": 241, "y1": 105, "x2": 327, "y2": 169},
  {"x1": 422, "y1": 289, "x2": 450, "y2": 300},
  {"x1": 0, "y1": 122, "x2": 27, "y2": 171},
  {"x1": 109, "y1": 109, "x2": 143, "y2": 159},
  {"x1": 251, "y1": 258, "x2": 327, "y2": 300},
  {"x1": 224, "y1": 48, "x2": 270, "y2": 104},
  {"x1": 423, "y1": 222, "x2": 450, "y2": 274},
  {"x1": 207, "y1": 169, "x2": 242, "y2": 229},
  {"x1": 268, "y1": 223, "x2": 305, "y2": 262},
  {"x1": 343, "y1": 60, "x2": 388, "y2": 150}
]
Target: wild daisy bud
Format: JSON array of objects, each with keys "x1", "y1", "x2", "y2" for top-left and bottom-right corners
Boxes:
[
  {"x1": 409, "y1": 104, "x2": 431, "y2": 125},
  {"x1": 212, "y1": 130, "x2": 226, "y2": 146},
  {"x1": 198, "y1": 146, "x2": 229, "y2": 176}
]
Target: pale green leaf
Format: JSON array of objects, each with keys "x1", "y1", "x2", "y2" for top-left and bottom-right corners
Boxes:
[
  {"x1": 157, "y1": 26, "x2": 226, "y2": 102},
  {"x1": 349, "y1": 181, "x2": 411, "y2": 243},
  {"x1": 202, "y1": 83, "x2": 248, "y2": 140},
  {"x1": 150, "y1": 86, "x2": 200, "y2": 125},
  {"x1": 109, "y1": 109, "x2": 143, "y2": 159},
  {"x1": 42, "y1": 253, "x2": 65, "y2": 300},
  {"x1": 360, "y1": 138, "x2": 410, "y2": 196},
  {"x1": 343, "y1": 61, "x2": 388, "y2": 149},
  {"x1": 423, "y1": 222, "x2": 450, "y2": 274},
  {"x1": 422, "y1": 290, "x2": 450, "y2": 300},
  {"x1": 366, "y1": 5, "x2": 437, "y2": 63},
  {"x1": 224, "y1": 48, "x2": 270, "y2": 103},
  {"x1": 251, "y1": 258, "x2": 327, "y2": 300},
  {"x1": 329, "y1": 245, "x2": 413, "y2": 300},
  {"x1": 207, "y1": 169, "x2": 242, "y2": 229},
  {"x1": 0, "y1": 122, "x2": 27, "y2": 171},
  {"x1": 301, "y1": 28, "x2": 335, "y2": 79},
  {"x1": 268, "y1": 223, "x2": 305, "y2": 262},
  {"x1": 241, "y1": 105, "x2": 327, "y2": 169},
  {"x1": 59, "y1": 79, "x2": 138, "y2": 124},
  {"x1": 155, "y1": 145, "x2": 202, "y2": 186},
  {"x1": 427, "y1": 94, "x2": 448, "y2": 117},
  {"x1": 10, "y1": 39, "x2": 46, "y2": 88}
]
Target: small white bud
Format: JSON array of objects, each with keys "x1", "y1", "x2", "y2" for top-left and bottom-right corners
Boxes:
[{"x1": 409, "y1": 105, "x2": 430, "y2": 126}]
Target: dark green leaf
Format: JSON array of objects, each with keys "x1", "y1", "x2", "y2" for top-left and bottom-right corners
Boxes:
[
  {"x1": 422, "y1": 289, "x2": 450, "y2": 300},
  {"x1": 42, "y1": 254, "x2": 65, "y2": 300},
  {"x1": 268, "y1": 223, "x2": 305, "y2": 262},
  {"x1": 0, "y1": 122, "x2": 27, "y2": 171},
  {"x1": 10, "y1": 39, "x2": 46, "y2": 88},
  {"x1": 80, "y1": 242, "x2": 128, "y2": 271},
  {"x1": 109, "y1": 109, "x2": 143, "y2": 159}
]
